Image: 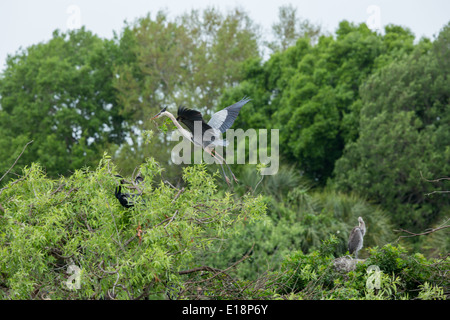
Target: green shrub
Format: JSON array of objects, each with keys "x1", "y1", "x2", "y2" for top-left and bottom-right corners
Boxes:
[
  {"x1": 269, "y1": 242, "x2": 448, "y2": 300},
  {"x1": 0, "y1": 155, "x2": 265, "y2": 299}
]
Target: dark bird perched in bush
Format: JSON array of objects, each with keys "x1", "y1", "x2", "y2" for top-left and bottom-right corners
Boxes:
[
  {"x1": 115, "y1": 185, "x2": 137, "y2": 208},
  {"x1": 114, "y1": 174, "x2": 144, "y2": 208}
]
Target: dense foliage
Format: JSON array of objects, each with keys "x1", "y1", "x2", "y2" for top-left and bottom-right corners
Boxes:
[
  {"x1": 202, "y1": 168, "x2": 394, "y2": 281},
  {"x1": 220, "y1": 21, "x2": 417, "y2": 183},
  {"x1": 0, "y1": 29, "x2": 124, "y2": 178},
  {"x1": 0, "y1": 5, "x2": 448, "y2": 300},
  {"x1": 271, "y1": 243, "x2": 448, "y2": 300},
  {"x1": 333, "y1": 26, "x2": 450, "y2": 233},
  {"x1": 219, "y1": 19, "x2": 449, "y2": 250},
  {"x1": 1, "y1": 158, "x2": 447, "y2": 300},
  {"x1": 0, "y1": 156, "x2": 265, "y2": 299}
]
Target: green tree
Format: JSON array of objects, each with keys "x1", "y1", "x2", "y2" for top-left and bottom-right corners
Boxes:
[
  {"x1": 268, "y1": 4, "x2": 322, "y2": 52},
  {"x1": 0, "y1": 28, "x2": 125, "y2": 180},
  {"x1": 0, "y1": 156, "x2": 265, "y2": 299},
  {"x1": 220, "y1": 21, "x2": 416, "y2": 184},
  {"x1": 332, "y1": 23, "x2": 450, "y2": 233}
]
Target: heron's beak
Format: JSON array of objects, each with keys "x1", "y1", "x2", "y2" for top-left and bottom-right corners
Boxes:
[{"x1": 150, "y1": 107, "x2": 167, "y2": 121}]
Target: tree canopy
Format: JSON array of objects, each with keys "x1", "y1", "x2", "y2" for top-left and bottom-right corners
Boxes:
[
  {"x1": 333, "y1": 23, "x2": 450, "y2": 233},
  {"x1": 219, "y1": 20, "x2": 416, "y2": 184},
  {"x1": 0, "y1": 28, "x2": 124, "y2": 179}
]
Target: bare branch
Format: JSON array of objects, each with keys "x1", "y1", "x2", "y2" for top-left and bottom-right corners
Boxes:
[
  {"x1": 395, "y1": 221, "x2": 450, "y2": 239},
  {"x1": 420, "y1": 171, "x2": 450, "y2": 183},
  {"x1": 98, "y1": 260, "x2": 119, "y2": 275},
  {"x1": 164, "y1": 210, "x2": 178, "y2": 233},
  {"x1": 45, "y1": 246, "x2": 74, "y2": 260},
  {"x1": 182, "y1": 244, "x2": 254, "y2": 283},
  {"x1": 50, "y1": 183, "x2": 66, "y2": 196},
  {"x1": 172, "y1": 187, "x2": 185, "y2": 203},
  {"x1": 0, "y1": 140, "x2": 33, "y2": 183},
  {"x1": 178, "y1": 266, "x2": 223, "y2": 275},
  {"x1": 425, "y1": 190, "x2": 450, "y2": 196}
]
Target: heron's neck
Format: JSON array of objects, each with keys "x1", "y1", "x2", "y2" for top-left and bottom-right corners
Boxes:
[
  {"x1": 164, "y1": 112, "x2": 183, "y2": 130},
  {"x1": 360, "y1": 221, "x2": 366, "y2": 237},
  {"x1": 164, "y1": 112, "x2": 192, "y2": 141}
]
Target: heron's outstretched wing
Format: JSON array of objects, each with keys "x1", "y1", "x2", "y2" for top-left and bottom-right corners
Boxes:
[
  {"x1": 208, "y1": 97, "x2": 251, "y2": 133},
  {"x1": 177, "y1": 106, "x2": 213, "y2": 135}
]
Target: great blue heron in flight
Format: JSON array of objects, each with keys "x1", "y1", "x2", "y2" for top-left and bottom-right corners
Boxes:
[
  {"x1": 348, "y1": 217, "x2": 366, "y2": 259},
  {"x1": 150, "y1": 97, "x2": 251, "y2": 185}
]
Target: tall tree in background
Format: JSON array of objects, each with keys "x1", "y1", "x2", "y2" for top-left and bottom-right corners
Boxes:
[
  {"x1": 332, "y1": 23, "x2": 450, "y2": 232},
  {"x1": 112, "y1": 8, "x2": 261, "y2": 177},
  {"x1": 219, "y1": 21, "x2": 415, "y2": 184},
  {"x1": 0, "y1": 8, "x2": 260, "y2": 181},
  {"x1": 268, "y1": 4, "x2": 322, "y2": 52},
  {"x1": 0, "y1": 28, "x2": 124, "y2": 179}
]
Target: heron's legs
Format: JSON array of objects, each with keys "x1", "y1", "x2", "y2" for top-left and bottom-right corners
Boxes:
[
  {"x1": 210, "y1": 149, "x2": 238, "y2": 183},
  {"x1": 204, "y1": 148, "x2": 231, "y2": 186}
]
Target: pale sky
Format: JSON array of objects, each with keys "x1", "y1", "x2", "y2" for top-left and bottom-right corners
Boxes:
[{"x1": 1, "y1": 0, "x2": 449, "y2": 71}]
